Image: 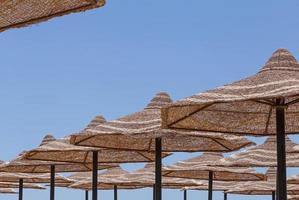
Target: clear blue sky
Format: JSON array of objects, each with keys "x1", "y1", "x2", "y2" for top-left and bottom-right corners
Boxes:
[{"x1": 1, "y1": 0, "x2": 299, "y2": 200}]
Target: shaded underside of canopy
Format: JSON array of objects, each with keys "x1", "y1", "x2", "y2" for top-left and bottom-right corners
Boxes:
[
  {"x1": 217, "y1": 136, "x2": 299, "y2": 167},
  {"x1": 162, "y1": 49, "x2": 299, "y2": 136},
  {"x1": 0, "y1": 0, "x2": 105, "y2": 32},
  {"x1": 24, "y1": 135, "x2": 169, "y2": 163},
  {"x1": 71, "y1": 92, "x2": 254, "y2": 152},
  {"x1": 163, "y1": 153, "x2": 265, "y2": 181}
]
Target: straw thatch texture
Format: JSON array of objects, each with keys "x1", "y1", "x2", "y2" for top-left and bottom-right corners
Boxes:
[
  {"x1": 0, "y1": 182, "x2": 45, "y2": 189},
  {"x1": 0, "y1": 188, "x2": 17, "y2": 194},
  {"x1": 0, "y1": 152, "x2": 116, "y2": 173},
  {"x1": 183, "y1": 181, "x2": 238, "y2": 191},
  {"x1": 71, "y1": 92, "x2": 255, "y2": 152},
  {"x1": 163, "y1": 153, "x2": 265, "y2": 181},
  {"x1": 0, "y1": 0, "x2": 105, "y2": 32},
  {"x1": 289, "y1": 195, "x2": 299, "y2": 200},
  {"x1": 227, "y1": 168, "x2": 299, "y2": 195},
  {"x1": 217, "y1": 136, "x2": 299, "y2": 167},
  {"x1": 24, "y1": 134, "x2": 169, "y2": 163},
  {"x1": 162, "y1": 49, "x2": 299, "y2": 136},
  {"x1": 0, "y1": 172, "x2": 71, "y2": 183},
  {"x1": 287, "y1": 174, "x2": 299, "y2": 184}
]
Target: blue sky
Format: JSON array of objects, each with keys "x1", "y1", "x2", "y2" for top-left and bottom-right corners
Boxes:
[{"x1": 1, "y1": 0, "x2": 299, "y2": 200}]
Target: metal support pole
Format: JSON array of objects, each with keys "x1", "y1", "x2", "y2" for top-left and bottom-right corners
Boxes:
[
  {"x1": 155, "y1": 138, "x2": 162, "y2": 200},
  {"x1": 224, "y1": 193, "x2": 227, "y2": 200},
  {"x1": 114, "y1": 185, "x2": 118, "y2": 200},
  {"x1": 208, "y1": 171, "x2": 213, "y2": 200},
  {"x1": 92, "y1": 151, "x2": 98, "y2": 200},
  {"x1": 276, "y1": 99, "x2": 287, "y2": 200},
  {"x1": 50, "y1": 165, "x2": 55, "y2": 200},
  {"x1": 184, "y1": 190, "x2": 187, "y2": 200},
  {"x1": 19, "y1": 179, "x2": 23, "y2": 200},
  {"x1": 153, "y1": 184, "x2": 156, "y2": 200},
  {"x1": 272, "y1": 191, "x2": 275, "y2": 200},
  {"x1": 85, "y1": 191, "x2": 89, "y2": 200}
]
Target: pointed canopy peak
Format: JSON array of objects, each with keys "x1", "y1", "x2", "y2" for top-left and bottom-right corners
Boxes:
[
  {"x1": 86, "y1": 115, "x2": 106, "y2": 128},
  {"x1": 266, "y1": 167, "x2": 276, "y2": 180},
  {"x1": 260, "y1": 48, "x2": 298, "y2": 72},
  {"x1": 40, "y1": 134, "x2": 56, "y2": 146},
  {"x1": 145, "y1": 92, "x2": 173, "y2": 109},
  {"x1": 264, "y1": 135, "x2": 290, "y2": 143}
]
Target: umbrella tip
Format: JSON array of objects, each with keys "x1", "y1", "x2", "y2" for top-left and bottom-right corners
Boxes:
[
  {"x1": 145, "y1": 92, "x2": 172, "y2": 109},
  {"x1": 86, "y1": 115, "x2": 106, "y2": 128},
  {"x1": 261, "y1": 48, "x2": 298, "y2": 72},
  {"x1": 40, "y1": 134, "x2": 56, "y2": 145}
]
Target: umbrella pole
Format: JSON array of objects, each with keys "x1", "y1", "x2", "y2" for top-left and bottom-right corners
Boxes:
[
  {"x1": 19, "y1": 178, "x2": 23, "y2": 200},
  {"x1": 85, "y1": 190, "x2": 88, "y2": 200},
  {"x1": 155, "y1": 138, "x2": 162, "y2": 200},
  {"x1": 272, "y1": 191, "x2": 275, "y2": 200},
  {"x1": 114, "y1": 185, "x2": 118, "y2": 200},
  {"x1": 153, "y1": 184, "x2": 156, "y2": 200},
  {"x1": 50, "y1": 165, "x2": 55, "y2": 200},
  {"x1": 224, "y1": 193, "x2": 227, "y2": 200},
  {"x1": 208, "y1": 171, "x2": 213, "y2": 200},
  {"x1": 92, "y1": 151, "x2": 98, "y2": 200},
  {"x1": 276, "y1": 100, "x2": 287, "y2": 200},
  {"x1": 184, "y1": 190, "x2": 187, "y2": 200}
]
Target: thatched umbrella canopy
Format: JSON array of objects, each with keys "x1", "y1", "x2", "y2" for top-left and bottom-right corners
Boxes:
[
  {"x1": 0, "y1": 0, "x2": 105, "y2": 32},
  {"x1": 0, "y1": 188, "x2": 17, "y2": 194},
  {"x1": 289, "y1": 195, "x2": 299, "y2": 200},
  {"x1": 163, "y1": 153, "x2": 265, "y2": 200},
  {"x1": 217, "y1": 136, "x2": 299, "y2": 167},
  {"x1": 161, "y1": 48, "x2": 299, "y2": 200},
  {"x1": 70, "y1": 92, "x2": 255, "y2": 200}
]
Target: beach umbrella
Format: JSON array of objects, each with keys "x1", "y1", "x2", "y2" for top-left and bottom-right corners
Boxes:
[
  {"x1": 0, "y1": 0, "x2": 105, "y2": 32},
  {"x1": 0, "y1": 188, "x2": 17, "y2": 194},
  {"x1": 70, "y1": 92, "x2": 255, "y2": 200},
  {"x1": 289, "y1": 195, "x2": 299, "y2": 200},
  {"x1": 217, "y1": 136, "x2": 299, "y2": 167},
  {"x1": 163, "y1": 153, "x2": 265, "y2": 200},
  {"x1": 0, "y1": 150, "x2": 116, "y2": 200},
  {"x1": 0, "y1": 172, "x2": 71, "y2": 200},
  {"x1": 161, "y1": 48, "x2": 299, "y2": 200},
  {"x1": 226, "y1": 168, "x2": 299, "y2": 200},
  {"x1": 24, "y1": 116, "x2": 169, "y2": 200}
]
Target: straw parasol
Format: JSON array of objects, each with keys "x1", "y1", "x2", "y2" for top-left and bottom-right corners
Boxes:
[
  {"x1": 0, "y1": 182, "x2": 45, "y2": 190},
  {"x1": 70, "y1": 92, "x2": 255, "y2": 200},
  {"x1": 161, "y1": 48, "x2": 299, "y2": 200},
  {"x1": 0, "y1": 0, "x2": 105, "y2": 32},
  {"x1": 0, "y1": 188, "x2": 17, "y2": 194},
  {"x1": 289, "y1": 195, "x2": 299, "y2": 200},
  {"x1": 163, "y1": 153, "x2": 265, "y2": 200},
  {"x1": 217, "y1": 136, "x2": 299, "y2": 167},
  {"x1": 226, "y1": 168, "x2": 299, "y2": 200}
]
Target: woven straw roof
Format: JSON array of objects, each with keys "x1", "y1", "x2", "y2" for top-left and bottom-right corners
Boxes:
[
  {"x1": 183, "y1": 181, "x2": 238, "y2": 191},
  {"x1": 162, "y1": 49, "x2": 299, "y2": 136},
  {"x1": 71, "y1": 92, "x2": 254, "y2": 152},
  {"x1": 0, "y1": 151, "x2": 116, "y2": 173},
  {"x1": 217, "y1": 136, "x2": 299, "y2": 167},
  {"x1": 24, "y1": 133, "x2": 169, "y2": 163},
  {"x1": 0, "y1": 182, "x2": 45, "y2": 189},
  {"x1": 227, "y1": 168, "x2": 299, "y2": 195},
  {"x1": 0, "y1": 172, "x2": 71, "y2": 184},
  {"x1": 289, "y1": 195, "x2": 299, "y2": 200},
  {"x1": 0, "y1": 188, "x2": 17, "y2": 194},
  {"x1": 287, "y1": 173, "x2": 299, "y2": 184},
  {"x1": 0, "y1": 0, "x2": 105, "y2": 33},
  {"x1": 163, "y1": 153, "x2": 265, "y2": 181}
]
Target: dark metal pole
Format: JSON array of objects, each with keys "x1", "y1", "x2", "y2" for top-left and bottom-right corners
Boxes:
[
  {"x1": 114, "y1": 185, "x2": 118, "y2": 200},
  {"x1": 155, "y1": 138, "x2": 162, "y2": 200},
  {"x1": 92, "y1": 151, "x2": 98, "y2": 200},
  {"x1": 85, "y1": 191, "x2": 89, "y2": 200},
  {"x1": 184, "y1": 190, "x2": 187, "y2": 200},
  {"x1": 50, "y1": 165, "x2": 55, "y2": 200},
  {"x1": 19, "y1": 179, "x2": 23, "y2": 200},
  {"x1": 153, "y1": 184, "x2": 156, "y2": 200},
  {"x1": 208, "y1": 171, "x2": 213, "y2": 200},
  {"x1": 224, "y1": 193, "x2": 227, "y2": 200},
  {"x1": 276, "y1": 99, "x2": 287, "y2": 200},
  {"x1": 272, "y1": 191, "x2": 275, "y2": 200}
]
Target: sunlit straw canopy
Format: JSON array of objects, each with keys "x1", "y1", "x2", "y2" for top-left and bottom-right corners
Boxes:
[
  {"x1": 182, "y1": 181, "x2": 237, "y2": 191},
  {"x1": 0, "y1": 151, "x2": 116, "y2": 173},
  {"x1": 23, "y1": 116, "x2": 169, "y2": 163},
  {"x1": 289, "y1": 195, "x2": 299, "y2": 200},
  {"x1": 0, "y1": 182, "x2": 45, "y2": 189},
  {"x1": 217, "y1": 136, "x2": 299, "y2": 167},
  {"x1": 0, "y1": 188, "x2": 17, "y2": 194},
  {"x1": 0, "y1": 0, "x2": 105, "y2": 32},
  {"x1": 0, "y1": 172, "x2": 71, "y2": 184},
  {"x1": 163, "y1": 153, "x2": 265, "y2": 181},
  {"x1": 227, "y1": 168, "x2": 299, "y2": 195},
  {"x1": 162, "y1": 49, "x2": 299, "y2": 136},
  {"x1": 71, "y1": 92, "x2": 255, "y2": 152}
]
